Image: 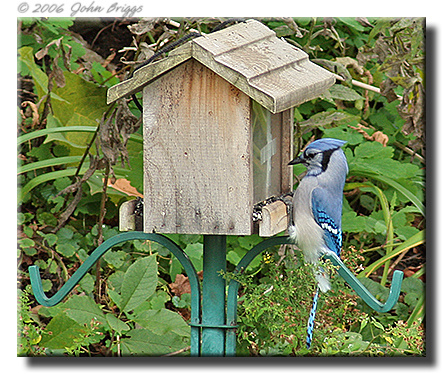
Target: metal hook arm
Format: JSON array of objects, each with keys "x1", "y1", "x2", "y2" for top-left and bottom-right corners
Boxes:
[
  {"x1": 29, "y1": 232, "x2": 201, "y2": 309},
  {"x1": 225, "y1": 236, "x2": 404, "y2": 355},
  {"x1": 323, "y1": 252, "x2": 404, "y2": 313}
]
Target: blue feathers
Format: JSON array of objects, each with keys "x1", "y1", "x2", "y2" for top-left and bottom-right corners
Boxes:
[
  {"x1": 311, "y1": 188, "x2": 343, "y2": 257},
  {"x1": 306, "y1": 288, "x2": 319, "y2": 349},
  {"x1": 289, "y1": 137, "x2": 348, "y2": 349},
  {"x1": 304, "y1": 138, "x2": 346, "y2": 153}
]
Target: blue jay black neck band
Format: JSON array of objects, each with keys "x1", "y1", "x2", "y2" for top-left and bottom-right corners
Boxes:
[{"x1": 288, "y1": 138, "x2": 348, "y2": 348}]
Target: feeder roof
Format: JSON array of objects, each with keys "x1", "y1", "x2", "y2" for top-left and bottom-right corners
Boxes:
[{"x1": 107, "y1": 19, "x2": 335, "y2": 113}]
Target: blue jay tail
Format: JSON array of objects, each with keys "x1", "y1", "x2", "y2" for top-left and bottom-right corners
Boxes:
[{"x1": 306, "y1": 287, "x2": 320, "y2": 349}]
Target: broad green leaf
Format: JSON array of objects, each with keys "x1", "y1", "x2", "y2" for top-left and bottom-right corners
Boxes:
[
  {"x1": 18, "y1": 46, "x2": 66, "y2": 102},
  {"x1": 54, "y1": 242, "x2": 76, "y2": 257},
  {"x1": 63, "y1": 295, "x2": 108, "y2": 327},
  {"x1": 358, "y1": 278, "x2": 389, "y2": 302},
  {"x1": 119, "y1": 328, "x2": 188, "y2": 356},
  {"x1": 299, "y1": 110, "x2": 359, "y2": 130},
  {"x1": 103, "y1": 250, "x2": 128, "y2": 269},
  {"x1": 337, "y1": 17, "x2": 366, "y2": 32},
  {"x1": 18, "y1": 238, "x2": 35, "y2": 249},
  {"x1": 328, "y1": 84, "x2": 364, "y2": 101},
  {"x1": 133, "y1": 308, "x2": 190, "y2": 337},
  {"x1": 42, "y1": 233, "x2": 58, "y2": 247},
  {"x1": 353, "y1": 142, "x2": 394, "y2": 159},
  {"x1": 401, "y1": 277, "x2": 425, "y2": 295},
  {"x1": 184, "y1": 243, "x2": 203, "y2": 272},
  {"x1": 322, "y1": 125, "x2": 364, "y2": 145},
  {"x1": 49, "y1": 70, "x2": 107, "y2": 128},
  {"x1": 18, "y1": 47, "x2": 48, "y2": 98},
  {"x1": 341, "y1": 210, "x2": 369, "y2": 233},
  {"x1": 40, "y1": 313, "x2": 88, "y2": 349},
  {"x1": 107, "y1": 270, "x2": 125, "y2": 294},
  {"x1": 105, "y1": 314, "x2": 130, "y2": 334},
  {"x1": 120, "y1": 255, "x2": 158, "y2": 312},
  {"x1": 108, "y1": 289, "x2": 122, "y2": 310}
]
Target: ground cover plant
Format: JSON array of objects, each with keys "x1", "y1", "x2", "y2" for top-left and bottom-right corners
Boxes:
[{"x1": 17, "y1": 17, "x2": 424, "y2": 356}]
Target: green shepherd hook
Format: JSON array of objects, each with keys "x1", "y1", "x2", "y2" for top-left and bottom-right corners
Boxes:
[
  {"x1": 29, "y1": 234, "x2": 403, "y2": 356},
  {"x1": 29, "y1": 232, "x2": 201, "y2": 308},
  {"x1": 322, "y1": 251, "x2": 404, "y2": 313},
  {"x1": 224, "y1": 236, "x2": 403, "y2": 355}
]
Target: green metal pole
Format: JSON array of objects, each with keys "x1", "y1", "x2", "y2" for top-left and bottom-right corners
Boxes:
[{"x1": 201, "y1": 235, "x2": 227, "y2": 356}]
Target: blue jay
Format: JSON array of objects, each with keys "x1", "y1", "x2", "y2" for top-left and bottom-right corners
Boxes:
[{"x1": 288, "y1": 138, "x2": 348, "y2": 348}]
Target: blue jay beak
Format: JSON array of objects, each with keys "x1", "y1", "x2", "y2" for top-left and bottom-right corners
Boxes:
[{"x1": 288, "y1": 156, "x2": 305, "y2": 165}]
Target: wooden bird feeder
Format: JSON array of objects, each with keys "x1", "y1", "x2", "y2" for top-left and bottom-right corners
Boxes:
[
  {"x1": 29, "y1": 20, "x2": 405, "y2": 358},
  {"x1": 108, "y1": 19, "x2": 335, "y2": 237}
]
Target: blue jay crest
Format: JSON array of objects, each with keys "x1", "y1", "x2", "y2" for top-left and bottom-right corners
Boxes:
[{"x1": 288, "y1": 138, "x2": 348, "y2": 348}]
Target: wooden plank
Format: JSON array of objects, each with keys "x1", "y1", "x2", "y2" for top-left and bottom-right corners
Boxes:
[
  {"x1": 193, "y1": 36, "x2": 334, "y2": 113},
  {"x1": 249, "y1": 61, "x2": 335, "y2": 113},
  {"x1": 193, "y1": 19, "x2": 275, "y2": 57},
  {"x1": 258, "y1": 200, "x2": 288, "y2": 237},
  {"x1": 119, "y1": 200, "x2": 136, "y2": 231},
  {"x1": 281, "y1": 108, "x2": 293, "y2": 194},
  {"x1": 119, "y1": 200, "x2": 143, "y2": 231},
  {"x1": 142, "y1": 59, "x2": 253, "y2": 235},
  {"x1": 107, "y1": 43, "x2": 192, "y2": 104}
]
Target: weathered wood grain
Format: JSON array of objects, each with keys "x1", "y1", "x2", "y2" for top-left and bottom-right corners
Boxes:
[
  {"x1": 258, "y1": 200, "x2": 289, "y2": 237},
  {"x1": 119, "y1": 200, "x2": 136, "y2": 231},
  {"x1": 107, "y1": 19, "x2": 335, "y2": 113},
  {"x1": 142, "y1": 59, "x2": 253, "y2": 235}
]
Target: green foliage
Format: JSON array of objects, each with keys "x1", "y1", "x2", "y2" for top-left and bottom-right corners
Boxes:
[
  {"x1": 18, "y1": 17, "x2": 424, "y2": 356},
  {"x1": 28, "y1": 254, "x2": 189, "y2": 356}
]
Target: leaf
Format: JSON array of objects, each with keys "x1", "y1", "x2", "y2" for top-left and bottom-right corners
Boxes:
[
  {"x1": 169, "y1": 274, "x2": 192, "y2": 297},
  {"x1": 119, "y1": 328, "x2": 188, "y2": 356},
  {"x1": 358, "y1": 277, "x2": 389, "y2": 302},
  {"x1": 18, "y1": 47, "x2": 48, "y2": 97},
  {"x1": 107, "y1": 178, "x2": 143, "y2": 197},
  {"x1": 103, "y1": 250, "x2": 128, "y2": 269},
  {"x1": 17, "y1": 124, "x2": 97, "y2": 146},
  {"x1": 299, "y1": 110, "x2": 359, "y2": 130},
  {"x1": 341, "y1": 210, "x2": 369, "y2": 233},
  {"x1": 184, "y1": 243, "x2": 203, "y2": 272},
  {"x1": 19, "y1": 166, "x2": 90, "y2": 198},
  {"x1": 18, "y1": 155, "x2": 84, "y2": 175},
  {"x1": 44, "y1": 71, "x2": 108, "y2": 149},
  {"x1": 361, "y1": 230, "x2": 425, "y2": 277},
  {"x1": 55, "y1": 242, "x2": 76, "y2": 257},
  {"x1": 328, "y1": 84, "x2": 364, "y2": 101},
  {"x1": 106, "y1": 314, "x2": 130, "y2": 334},
  {"x1": 337, "y1": 17, "x2": 366, "y2": 32},
  {"x1": 40, "y1": 313, "x2": 88, "y2": 349},
  {"x1": 133, "y1": 308, "x2": 190, "y2": 337},
  {"x1": 108, "y1": 289, "x2": 122, "y2": 310},
  {"x1": 401, "y1": 277, "x2": 425, "y2": 295},
  {"x1": 63, "y1": 295, "x2": 108, "y2": 327},
  {"x1": 78, "y1": 273, "x2": 95, "y2": 294},
  {"x1": 119, "y1": 255, "x2": 158, "y2": 312},
  {"x1": 353, "y1": 141, "x2": 394, "y2": 159}
]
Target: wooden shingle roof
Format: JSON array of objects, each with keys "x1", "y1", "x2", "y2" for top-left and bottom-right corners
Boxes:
[{"x1": 107, "y1": 19, "x2": 335, "y2": 113}]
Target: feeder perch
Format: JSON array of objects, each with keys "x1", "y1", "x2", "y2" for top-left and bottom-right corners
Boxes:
[{"x1": 28, "y1": 19, "x2": 404, "y2": 357}]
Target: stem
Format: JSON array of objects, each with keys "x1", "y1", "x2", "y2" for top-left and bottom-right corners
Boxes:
[{"x1": 95, "y1": 162, "x2": 111, "y2": 302}]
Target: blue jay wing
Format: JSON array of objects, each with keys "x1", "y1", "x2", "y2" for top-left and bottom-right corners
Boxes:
[{"x1": 311, "y1": 188, "x2": 342, "y2": 257}]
